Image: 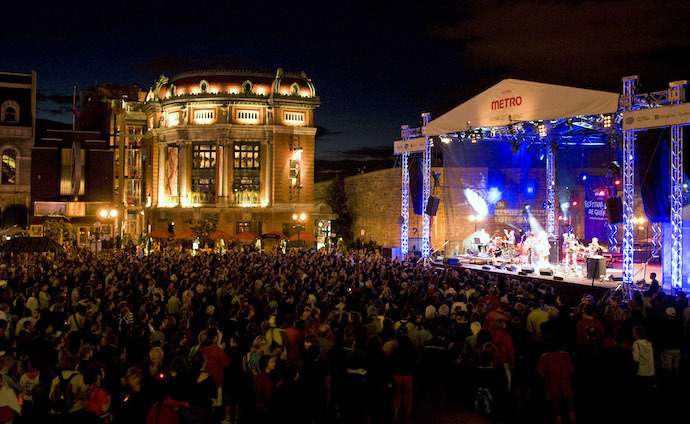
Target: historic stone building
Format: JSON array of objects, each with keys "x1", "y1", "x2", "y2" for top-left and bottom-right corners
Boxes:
[
  {"x1": 141, "y1": 69, "x2": 321, "y2": 236},
  {"x1": 0, "y1": 71, "x2": 35, "y2": 228}
]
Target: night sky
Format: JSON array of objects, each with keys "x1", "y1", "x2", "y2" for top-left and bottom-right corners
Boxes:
[{"x1": 3, "y1": 0, "x2": 690, "y2": 163}]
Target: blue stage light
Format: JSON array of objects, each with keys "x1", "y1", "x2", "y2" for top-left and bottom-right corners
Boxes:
[
  {"x1": 463, "y1": 188, "x2": 489, "y2": 217},
  {"x1": 487, "y1": 187, "x2": 502, "y2": 204},
  {"x1": 527, "y1": 186, "x2": 534, "y2": 194}
]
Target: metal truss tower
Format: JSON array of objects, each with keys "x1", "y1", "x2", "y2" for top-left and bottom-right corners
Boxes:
[
  {"x1": 421, "y1": 113, "x2": 431, "y2": 259},
  {"x1": 669, "y1": 80, "x2": 686, "y2": 290},
  {"x1": 621, "y1": 76, "x2": 638, "y2": 287},
  {"x1": 546, "y1": 144, "x2": 556, "y2": 238},
  {"x1": 400, "y1": 126, "x2": 410, "y2": 257}
]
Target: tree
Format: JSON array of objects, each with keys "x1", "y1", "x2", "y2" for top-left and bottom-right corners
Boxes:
[
  {"x1": 190, "y1": 213, "x2": 219, "y2": 247},
  {"x1": 325, "y1": 174, "x2": 353, "y2": 243},
  {"x1": 43, "y1": 217, "x2": 74, "y2": 245}
]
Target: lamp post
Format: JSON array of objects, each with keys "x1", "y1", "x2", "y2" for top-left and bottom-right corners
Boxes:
[
  {"x1": 92, "y1": 221, "x2": 102, "y2": 256},
  {"x1": 99, "y1": 208, "x2": 118, "y2": 249}
]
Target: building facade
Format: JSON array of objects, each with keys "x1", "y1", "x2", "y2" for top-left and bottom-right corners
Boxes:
[
  {"x1": 31, "y1": 129, "x2": 114, "y2": 244},
  {"x1": 78, "y1": 84, "x2": 148, "y2": 239},
  {"x1": 0, "y1": 71, "x2": 35, "y2": 228},
  {"x1": 141, "y1": 69, "x2": 321, "y2": 237}
]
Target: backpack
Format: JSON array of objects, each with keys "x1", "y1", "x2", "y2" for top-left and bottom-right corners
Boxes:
[
  {"x1": 51, "y1": 372, "x2": 77, "y2": 414},
  {"x1": 473, "y1": 386, "x2": 494, "y2": 415}
]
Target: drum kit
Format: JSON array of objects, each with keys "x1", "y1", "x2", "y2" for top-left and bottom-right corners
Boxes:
[{"x1": 484, "y1": 234, "x2": 519, "y2": 263}]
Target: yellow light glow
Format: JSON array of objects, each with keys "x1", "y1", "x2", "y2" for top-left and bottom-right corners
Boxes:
[
  {"x1": 476, "y1": 215, "x2": 484, "y2": 222},
  {"x1": 109, "y1": 209, "x2": 118, "y2": 218},
  {"x1": 300, "y1": 213, "x2": 307, "y2": 221},
  {"x1": 291, "y1": 178, "x2": 297, "y2": 185},
  {"x1": 99, "y1": 209, "x2": 108, "y2": 218},
  {"x1": 468, "y1": 215, "x2": 476, "y2": 222},
  {"x1": 260, "y1": 202, "x2": 268, "y2": 208},
  {"x1": 292, "y1": 213, "x2": 298, "y2": 220},
  {"x1": 638, "y1": 226, "x2": 645, "y2": 230},
  {"x1": 293, "y1": 149, "x2": 302, "y2": 160},
  {"x1": 146, "y1": 196, "x2": 152, "y2": 207},
  {"x1": 638, "y1": 217, "x2": 645, "y2": 224},
  {"x1": 140, "y1": 210, "x2": 145, "y2": 215}
]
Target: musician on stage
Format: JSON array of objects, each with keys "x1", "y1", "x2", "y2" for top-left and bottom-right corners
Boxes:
[
  {"x1": 504, "y1": 229, "x2": 516, "y2": 246},
  {"x1": 563, "y1": 233, "x2": 580, "y2": 270},
  {"x1": 587, "y1": 237, "x2": 604, "y2": 256},
  {"x1": 536, "y1": 237, "x2": 551, "y2": 268}
]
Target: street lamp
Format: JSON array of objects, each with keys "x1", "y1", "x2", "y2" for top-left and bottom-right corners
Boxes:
[
  {"x1": 99, "y1": 208, "x2": 118, "y2": 248},
  {"x1": 468, "y1": 214, "x2": 483, "y2": 232}
]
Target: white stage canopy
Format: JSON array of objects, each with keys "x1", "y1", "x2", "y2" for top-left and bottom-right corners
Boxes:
[{"x1": 426, "y1": 78, "x2": 620, "y2": 136}]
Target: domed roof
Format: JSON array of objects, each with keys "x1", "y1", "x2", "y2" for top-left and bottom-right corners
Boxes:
[{"x1": 148, "y1": 68, "x2": 316, "y2": 101}]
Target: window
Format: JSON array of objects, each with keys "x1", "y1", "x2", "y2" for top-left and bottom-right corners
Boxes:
[
  {"x1": 194, "y1": 109, "x2": 215, "y2": 125},
  {"x1": 284, "y1": 111, "x2": 305, "y2": 125},
  {"x1": 290, "y1": 82, "x2": 300, "y2": 95},
  {"x1": 236, "y1": 110, "x2": 259, "y2": 124},
  {"x1": 1, "y1": 150, "x2": 16, "y2": 184},
  {"x1": 242, "y1": 80, "x2": 253, "y2": 94},
  {"x1": 237, "y1": 222, "x2": 251, "y2": 233},
  {"x1": 59, "y1": 148, "x2": 85, "y2": 196},
  {"x1": 168, "y1": 112, "x2": 180, "y2": 127},
  {"x1": 191, "y1": 145, "x2": 216, "y2": 204},
  {"x1": 1, "y1": 101, "x2": 19, "y2": 123},
  {"x1": 233, "y1": 142, "x2": 260, "y2": 205},
  {"x1": 200, "y1": 80, "x2": 209, "y2": 93}
]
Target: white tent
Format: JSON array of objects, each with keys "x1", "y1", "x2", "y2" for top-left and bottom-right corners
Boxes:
[{"x1": 426, "y1": 78, "x2": 620, "y2": 136}]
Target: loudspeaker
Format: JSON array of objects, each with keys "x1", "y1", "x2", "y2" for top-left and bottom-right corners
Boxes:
[
  {"x1": 426, "y1": 196, "x2": 440, "y2": 216},
  {"x1": 553, "y1": 276, "x2": 564, "y2": 281},
  {"x1": 518, "y1": 271, "x2": 528, "y2": 276},
  {"x1": 482, "y1": 266, "x2": 491, "y2": 271},
  {"x1": 548, "y1": 238, "x2": 560, "y2": 264},
  {"x1": 606, "y1": 197, "x2": 624, "y2": 224},
  {"x1": 507, "y1": 265, "x2": 518, "y2": 272},
  {"x1": 448, "y1": 258, "x2": 460, "y2": 267},
  {"x1": 540, "y1": 269, "x2": 554, "y2": 276},
  {"x1": 521, "y1": 266, "x2": 534, "y2": 274},
  {"x1": 612, "y1": 275, "x2": 623, "y2": 282}
]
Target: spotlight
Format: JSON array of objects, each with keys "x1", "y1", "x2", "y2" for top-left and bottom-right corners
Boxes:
[
  {"x1": 565, "y1": 118, "x2": 573, "y2": 130},
  {"x1": 615, "y1": 180, "x2": 621, "y2": 186},
  {"x1": 538, "y1": 122, "x2": 547, "y2": 137},
  {"x1": 99, "y1": 209, "x2": 108, "y2": 218},
  {"x1": 572, "y1": 201, "x2": 578, "y2": 206},
  {"x1": 539, "y1": 153, "x2": 545, "y2": 161},
  {"x1": 470, "y1": 133, "x2": 477, "y2": 143},
  {"x1": 468, "y1": 215, "x2": 476, "y2": 222},
  {"x1": 558, "y1": 215, "x2": 563, "y2": 221},
  {"x1": 516, "y1": 123, "x2": 525, "y2": 134},
  {"x1": 602, "y1": 114, "x2": 612, "y2": 128},
  {"x1": 109, "y1": 209, "x2": 118, "y2": 218},
  {"x1": 440, "y1": 136, "x2": 451, "y2": 144},
  {"x1": 581, "y1": 175, "x2": 587, "y2": 181},
  {"x1": 598, "y1": 190, "x2": 605, "y2": 196}
]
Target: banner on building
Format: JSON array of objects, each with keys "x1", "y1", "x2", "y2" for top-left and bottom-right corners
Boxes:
[
  {"x1": 584, "y1": 176, "x2": 609, "y2": 241},
  {"x1": 166, "y1": 147, "x2": 179, "y2": 198}
]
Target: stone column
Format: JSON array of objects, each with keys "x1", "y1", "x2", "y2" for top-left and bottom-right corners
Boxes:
[
  {"x1": 216, "y1": 143, "x2": 224, "y2": 200},
  {"x1": 263, "y1": 140, "x2": 273, "y2": 206},
  {"x1": 225, "y1": 141, "x2": 233, "y2": 204},
  {"x1": 157, "y1": 143, "x2": 167, "y2": 206}
]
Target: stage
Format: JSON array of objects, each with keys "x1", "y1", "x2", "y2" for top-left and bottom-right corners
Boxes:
[{"x1": 433, "y1": 254, "x2": 664, "y2": 296}]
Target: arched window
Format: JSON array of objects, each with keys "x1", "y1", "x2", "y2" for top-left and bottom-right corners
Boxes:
[
  {"x1": 2, "y1": 150, "x2": 17, "y2": 185},
  {"x1": 199, "y1": 80, "x2": 209, "y2": 93},
  {"x1": 1, "y1": 101, "x2": 19, "y2": 123},
  {"x1": 290, "y1": 82, "x2": 300, "y2": 95}
]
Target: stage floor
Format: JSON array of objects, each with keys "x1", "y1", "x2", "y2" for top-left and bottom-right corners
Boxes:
[{"x1": 438, "y1": 255, "x2": 662, "y2": 292}]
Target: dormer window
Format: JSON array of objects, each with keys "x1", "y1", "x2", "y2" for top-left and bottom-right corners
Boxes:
[
  {"x1": 290, "y1": 83, "x2": 300, "y2": 95},
  {"x1": 200, "y1": 80, "x2": 209, "y2": 93},
  {"x1": 1, "y1": 101, "x2": 19, "y2": 123},
  {"x1": 242, "y1": 80, "x2": 253, "y2": 94}
]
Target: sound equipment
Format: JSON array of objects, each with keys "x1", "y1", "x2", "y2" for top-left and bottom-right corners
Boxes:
[
  {"x1": 611, "y1": 275, "x2": 623, "y2": 282},
  {"x1": 586, "y1": 257, "x2": 607, "y2": 279},
  {"x1": 553, "y1": 276, "x2": 564, "y2": 281},
  {"x1": 482, "y1": 266, "x2": 491, "y2": 271},
  {"x1": 507, "y1": 265, "x2": 518, "y2": 272},
  {"x1": 448, "y1": 258, "x2": 461, "y2": 267},
  {"x1": 518, "y1": 271, "x2": 528, "y2": 276},
  {"x1": 540, "y1": 269, "x2": 554, "y2": 276},
  {"x1": 606, "y1": 197, "x2": 624, "y2": 224},
  {"x1": 521, "y1": 266, "x2": 534, "y2": 274},
  {"x1": 548, "y1": 237, "x2": 560, "y2": 264},
  {"x1": 426, "y1": 196, "x2": 440, "y2": 216}
]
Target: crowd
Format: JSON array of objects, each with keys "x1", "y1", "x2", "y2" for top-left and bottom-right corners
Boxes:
[{"x1": 0, "y1": 248, "x2": 685, "y2": 423}]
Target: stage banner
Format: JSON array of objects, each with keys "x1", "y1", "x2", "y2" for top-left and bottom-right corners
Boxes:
[{"x1": 584, "y1": 176, "x2": 608, "y2": 241}]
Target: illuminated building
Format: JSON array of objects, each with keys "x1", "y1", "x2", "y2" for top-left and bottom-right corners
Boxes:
[
  {"x1": 0, "y1": 71, "x2": 35, "y2": 228},
  {"x1": 141, "y1": 69, "x2": 321, "y2": 236},
  {"x1": 78, "y1": 84, "x2": 148, "y2": 240}
]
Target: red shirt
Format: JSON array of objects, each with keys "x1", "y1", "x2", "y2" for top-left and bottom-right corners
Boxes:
[
  {"x1": 200, "y1": 343, "x2": 230, "y2": 388},
  {"x1": 536, "y1": 351, "x2": 574, "y2": 400},
  {"x1": 84, "y1": 384, "x2": 108, "y2": 416}
]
